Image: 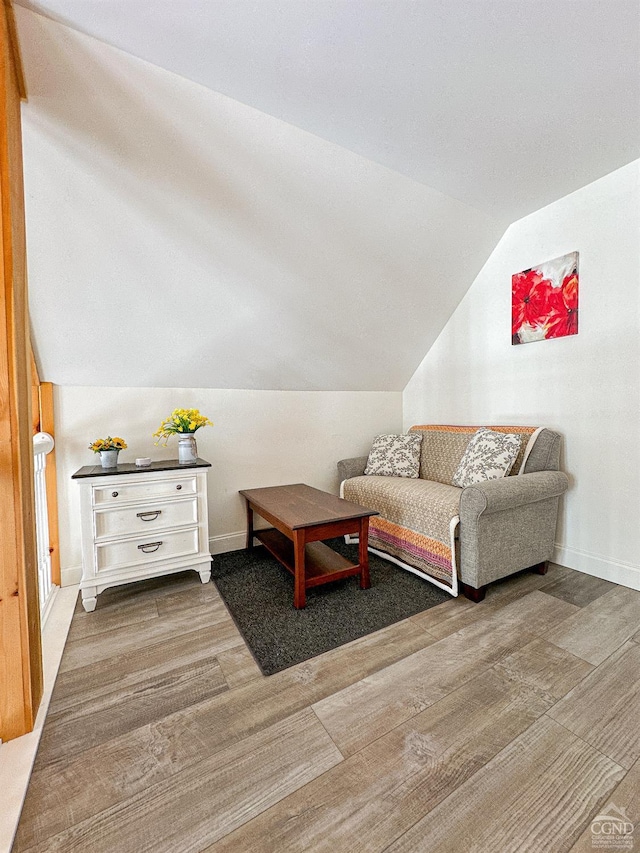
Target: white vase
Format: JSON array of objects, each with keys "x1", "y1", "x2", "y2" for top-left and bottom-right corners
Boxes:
[
  {"x1": 177, "y1": 433, "x2": 197, "y2": 464},
  {"x1": 99, "y1": 449, "x2": 120, "y2": 469}
]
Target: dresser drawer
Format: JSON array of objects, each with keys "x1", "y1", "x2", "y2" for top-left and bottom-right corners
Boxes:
[
  {"x1": 94, "y1": 498, "x2": 198, "y2": 540},
  {"x1": 96, "y1": 527, "x2": 200, "y2": 572},
  {"x1": 93, "y1": 475, "x2": 197, "y2": 506}
]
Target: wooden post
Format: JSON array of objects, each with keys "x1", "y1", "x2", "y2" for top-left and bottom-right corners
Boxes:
[
  {"x1": 39, "y1": 382, "x2": 60, "y2": 586},
  {"x1": 30, "y1": 343, "x2": 39, "y2": 434},
  {"x1": 0, "y1": 0, "x2": 43, "y2": 741},
  {"x1": 29, "y1": 346, "x2": 60, "y2": 587}
]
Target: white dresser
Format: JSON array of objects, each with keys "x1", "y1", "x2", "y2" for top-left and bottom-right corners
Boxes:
[{"x1": 73, "y1": 459, "x2": 211, "y2": 612}]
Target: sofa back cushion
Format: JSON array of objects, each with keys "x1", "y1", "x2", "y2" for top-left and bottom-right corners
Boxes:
[
  {"x1": 408, "y1": 425, "x2": 539, "y2": 484},
  {"x1": 521, "y1": 428, "x2": 561, "y2": 473}
]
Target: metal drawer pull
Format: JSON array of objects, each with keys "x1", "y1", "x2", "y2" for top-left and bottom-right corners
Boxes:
[
  {"x1": 176, "y1": 484, "x2": 182, "y2": 490},
  {"x1": 112, "y1": 491, "x2": 118, "y2": 498},
  {"x1": 137, "y1": 541, "x2": 163, "y2": 553},
  {"x1": 136, "y1": 510, "x2": 162, "y2": 521}
]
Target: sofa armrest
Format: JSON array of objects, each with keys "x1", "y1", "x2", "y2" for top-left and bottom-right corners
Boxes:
[
  {"x1": 337, "y1": 456, "x2": 368, "y2": 482},
  {"x1": 458, "y1": 470, "x2": 569, "y2": 591},
  {"x1": 460, "y1": 471, "x2": 569, "y2": 519}
]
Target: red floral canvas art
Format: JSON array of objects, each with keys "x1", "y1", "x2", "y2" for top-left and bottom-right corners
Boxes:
[{"x1": 512, "y1": 251, "x2": 579, "y2": 344}]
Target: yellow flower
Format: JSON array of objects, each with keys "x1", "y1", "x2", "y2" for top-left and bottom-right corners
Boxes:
[
  {"x1": 153, "y1": 408, "x2": 214, "y2": 444},
  {"x1": 89, "y1": 435, "x2": 128, "y2": 453}
]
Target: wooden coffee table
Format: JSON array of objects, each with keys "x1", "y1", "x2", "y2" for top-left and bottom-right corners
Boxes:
[{"x1": 239, "y1": 483, "x2": 378, "y2": 609}]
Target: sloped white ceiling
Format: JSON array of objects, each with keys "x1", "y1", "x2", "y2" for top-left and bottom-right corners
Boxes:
[
  {"x1": 17, "y1": 3, "x2": 639, "y2": 391},
  {"x1": 16, "y1": 0, "x2": 640, "y2": 221},
  {"x1": 18, "y1": 9, "x2": 504, "y2": 391}
]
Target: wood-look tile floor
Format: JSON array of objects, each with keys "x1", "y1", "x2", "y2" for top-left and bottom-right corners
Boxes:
[{"x1": 13, "y1": 564, "x2": 640, "y2": 852}]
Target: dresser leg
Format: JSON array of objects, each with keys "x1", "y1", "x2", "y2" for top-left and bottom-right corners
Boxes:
[
  {"x1": 198, "y1": 567, "x2": 211, "y2": 584},
  {"x1": 82, "y1": 588, "x2": 97, "y2": 612}
]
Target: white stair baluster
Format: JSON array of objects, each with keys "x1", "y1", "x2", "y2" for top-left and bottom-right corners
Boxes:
[{"x1": 32, "y1": 431, "x2": 56, "y2": 627}]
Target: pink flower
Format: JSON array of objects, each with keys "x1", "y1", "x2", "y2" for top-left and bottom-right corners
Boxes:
[
  {"x1": 545, "y1": 273, "x2": 578, "y2": 338},
  {"x1": 512, "y1": 270, "x2": 553, "y2": 336}
]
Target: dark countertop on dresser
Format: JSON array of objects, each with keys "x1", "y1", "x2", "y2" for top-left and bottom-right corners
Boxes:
[{"x1": 71, "y1": 458, "x2": 211, "y2": 479}]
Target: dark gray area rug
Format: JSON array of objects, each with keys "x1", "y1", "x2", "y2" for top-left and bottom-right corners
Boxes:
[{"x1": 211, "y1": 538, "x2": 450, "y2": 675}]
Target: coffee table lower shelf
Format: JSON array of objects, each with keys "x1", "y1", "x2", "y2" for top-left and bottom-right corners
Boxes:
[{"x1": 255, "y1": 528, "x2": 363, "y2": 587}]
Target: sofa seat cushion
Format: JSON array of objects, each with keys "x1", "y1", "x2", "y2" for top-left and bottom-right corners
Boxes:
[{"x1": 343, "y1": 475, "x2": 461, "y2": 586}]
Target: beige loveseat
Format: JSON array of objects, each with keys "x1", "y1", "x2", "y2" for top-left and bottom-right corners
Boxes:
[{"x1": 338, "y1": 425, "x2": 568, "y2": 601}]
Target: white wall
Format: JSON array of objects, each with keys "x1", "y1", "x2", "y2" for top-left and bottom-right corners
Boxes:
[
  {"x1": 55, "y1": 386, "x2": 401, "y2": 584},
  {"x1": 18, "y1": 7, "x2": 504, "y2": 394},
  {"x1": 404, "y1": 160, "x2": 640, "y2": 589}
]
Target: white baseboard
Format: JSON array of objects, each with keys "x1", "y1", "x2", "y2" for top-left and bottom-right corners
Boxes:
[
  {"x1": 61, "y1": 566, "x2": 82, "y2": 587},
  {"x1": 553, "y1": 543, "x2": 640, "y2": 591},
  {"x1": 209, "y1": 531, "x2": 246, "y2": 555},
  {"x1": 39, "y1": 585, "x2": 59, "y2": 627},
  {"x1": 61, "y1": 532, "x2": 247, "y2": 585},
  {"x1": 64, "y1": 538, "x2": 640, "y2": 590}
]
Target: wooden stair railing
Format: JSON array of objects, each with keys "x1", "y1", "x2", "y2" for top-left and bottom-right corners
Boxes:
[{"x1": 0, "y1": 0, "x2": 44, "y2": 742}]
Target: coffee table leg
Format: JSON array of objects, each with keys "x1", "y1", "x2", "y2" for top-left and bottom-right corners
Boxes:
[
  {"x1": 246, "y1": 501, "x2": 254, "y2": 550},
  {"x1": 293, "y1": 529, "x2": 306, "y2": 609},
  {"x1": 359, "y1": 516, "x2": 371, "y2": 589}
]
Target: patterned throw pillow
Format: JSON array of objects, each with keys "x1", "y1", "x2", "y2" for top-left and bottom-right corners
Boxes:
[
  {"x1": 452, "y1": 428, "x2": 522, "y2": 488},
  {"x1": 364, "y1": 433, "x2": 423, "y2": 478}
]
